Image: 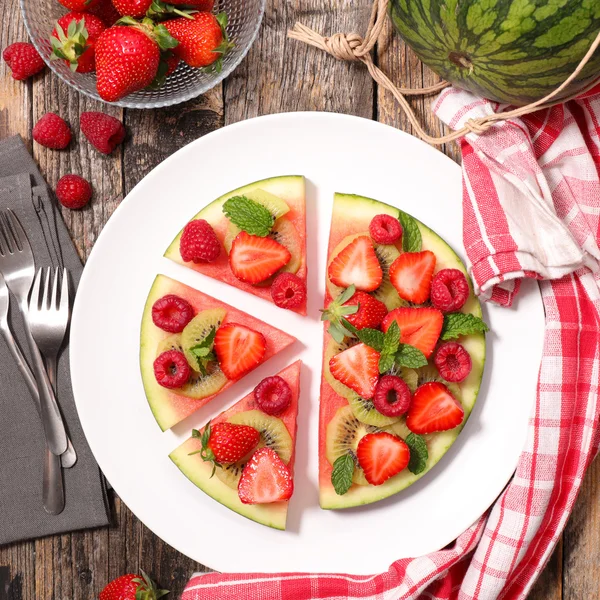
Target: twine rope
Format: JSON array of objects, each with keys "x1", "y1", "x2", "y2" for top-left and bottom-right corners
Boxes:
[{"x1": 288, "y1": 0, "x2": 600, "y2": 145}]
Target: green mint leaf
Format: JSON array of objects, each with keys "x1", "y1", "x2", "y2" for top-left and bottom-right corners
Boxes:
[
  {"x1": 331, "y1": 454, "x2": 354, "y2": 496},
  {"x1": 398, "y1": 210, "x2": 422, "y2": 252},
  {"x1": 379, "y1": 353, "x2": 395, "y2": 374},
  {"x1": 223, "y1": 195, "x2": 274, "y2": 237},
  {"x1": 355, "y1": 328, "x2": 384, "y2": 352},
  {"x1": 383, "y1": 320, "x2": 400, "y2": 355},
  {"x1": 441, "y1": 312, "x2": 489, "y2": 340},
  {"x1": 395, "y1": 344, "x2": 428, "y2": 369},
  {"x1": 406, "y1": 432, "x2": 428, "y2": 474}
]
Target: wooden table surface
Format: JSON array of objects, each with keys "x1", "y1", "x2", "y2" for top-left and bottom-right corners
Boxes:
[{"x1": 1, "y1": 0, "x2": 599, "y2": 598}]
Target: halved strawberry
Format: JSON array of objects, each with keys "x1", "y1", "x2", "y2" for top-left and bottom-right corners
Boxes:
[
  {"x1": 389, "y1": 250, "x2": 436, "y2": 304},
  {"x1": 356, "y1": 432, "x2": 410, "y2": 486},
  {"x1": 229, "y1": 231, "x2": 291, "y2": 284},
  {"x1": 328, "y1": 235, "x2": 382, "y2": 292},
  {"x1": 238, "y1": 447, "x2": 293, "y2": 504},
  {"x1": 382, "y1": 307, "x2": 443, "y2": 358},
  {"x1": 329, "y1": 342, "x2": 380, "y2": 399},
  {"x1": 214, "y1": 323, "x2": 266, "y2": 380},
  {"x1": 407, "y1": 382, "x2": 464, "y2": 434}
]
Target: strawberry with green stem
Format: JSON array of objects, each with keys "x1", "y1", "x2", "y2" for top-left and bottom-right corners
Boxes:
[{"x1": 99, "y1": 571, "x2": 168, "y2": 600}]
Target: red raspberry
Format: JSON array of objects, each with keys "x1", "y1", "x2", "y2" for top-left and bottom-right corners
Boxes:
[
  {"x1": 152, "y1": 294, "x2": 194, "y2": 333},
  {"x1": 32, "y1": 113, "x2": 71, "y2": 150},
  {"x1": 270, "y1": 272, "x2": 306, "y2": 310},
  {"x1": 55, "y1": 175, "x2": 92, "y2": 209},
  {"x1": 373, "y1": 375, "x2": 411, "y2": 417},
  {"x1": 153, "y1": 350, "x2": 191, "y2": 388},
  {"x1": 254, "y1": 376, "x2": 292, "y2": 415},
  {"x1": 434, "y1": 342, "x2": 472, "y2": 382},
  {"x1": 80, "y1": 112, "x2": 126, "y2": 154},
  {"x1": 369, "y1": 214, "x2": 402, "y2": 245},
  {"x1": 430, "y1": 269, "x2": 470, "y2": 312},
  {"x1": 179, "y1": 219, "x2": 221, "y2": 263},
  {"x1": 2, "y1": 42, "x2": 45, "y2": 80}
]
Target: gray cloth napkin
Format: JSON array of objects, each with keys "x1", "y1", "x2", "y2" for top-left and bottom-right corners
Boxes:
[{"x1": 0, "y1": 136, "x2": 109, "y2": 545}]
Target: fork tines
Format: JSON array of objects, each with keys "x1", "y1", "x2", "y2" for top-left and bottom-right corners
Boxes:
[
  {"x1": 0, "y1": 209, "x2": 25, "y2": 255},
  {"x1": 31, "y1": 267, "x2": 69, "y2": 312}
]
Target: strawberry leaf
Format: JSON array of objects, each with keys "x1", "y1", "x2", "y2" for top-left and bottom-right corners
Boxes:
[
  {"x1": 395, "y1": 344, "x2": 427, "y2": 369},
  {"x1": 154, "y1": 24, "x2": 179, "y2": 50},
  {"x1": 223, "y1": 195, "x2": 274, "y2": 237},
  {"x1": 405, "y1": 433, "x2": 428, "y2": 474},
  {"x1": 398, "y1": 210, "x2": 421, "y2": 252},
  {"x1": 331, "y1": 454, "x2": 354, "y2": 496},
  {"x1": 441, "y1": 312, "x2": 489, "y2": 340}
]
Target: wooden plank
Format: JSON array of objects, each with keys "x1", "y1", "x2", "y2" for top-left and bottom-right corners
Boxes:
[
  {"x1": 223, "y1": 0, "x2": 374, "y2": 123},
  {"x1": 528, "y1": 541, "x2": 563, "y2": 600}
]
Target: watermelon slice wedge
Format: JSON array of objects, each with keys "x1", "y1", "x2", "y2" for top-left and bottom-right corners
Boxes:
[
  {"x1": 140, "y1": 275, "x2": 296, "y2": 431},
  {"x1": 164, "y1": 175, "x2": 307, "y2": 315},
  {"x1": 319, "y1": 193, "x2": 486, "y2": 509},
  {"x1": 170, "y1": 360, "x2": 301, "y2": 530}
]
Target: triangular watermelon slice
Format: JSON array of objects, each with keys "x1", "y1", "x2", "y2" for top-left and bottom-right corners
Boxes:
[
  {"x1": 170, "y1": 360, "x2": 301, "y2": 530},
  {"x1": 164, "y1": 175, "x2": 307, "y2": 315},
  {"x1": 319, "y1": 193, "x2": 486, "y2": 509},
  {"x1": 140, "y1": 275, "x2": 296, "y2": 431}
]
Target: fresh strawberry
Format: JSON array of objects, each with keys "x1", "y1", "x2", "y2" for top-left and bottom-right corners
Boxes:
[
  {"x1": 229, "y1": 231, "x2": 291, "y2": 284},
  {"x1": 192, "y1": 421, "x2": 260, "y2": 468},
  {"x1": 214, "y1": 323, "x2": 266, "y2": 380},
  {"x1": 164, "y1": 12, "x2": 233, "y2": 70},
  {"x1": 58, "y1": 0, "x2": 100, "y2": 13},
  {"x1": 407, "y1": 382, "x2": 464, "y2": 434},
  {"x1": 88, "y1": 0, "x2": 121, "y2": 27},
  {"x1": 55, "y1": 174, "x2": 92, "y2": 209},
  {"x1": 32, "y1": 113, "x2": 71, "y2": 149},
  {"x1": 382, "y1": 307, "x2": 443, "y2": 358},
  {"x1": 389, "y1": 250, "x2": 436, "y2": 304},
  {"x1": 2, "y1": 42, "x2": 45, "y2": 80},
  {"x1": 329, "y1": 342, "x2": 380, "y2": 399},
  {"x1": 356, "y1": 432, "x2": 410, "y2": 486},
  {"x1": 99, "y1": 571, "x2": 168, "y2": 600},
  {"x1": 112, "y1": 0, "x2": 152, "y2": 19},
  {"x1": 168, "y1": 0, "x2": 213, "y2": 6},
  {"x1": 238, "y1": 447, "x2": 293, "y2": 505},
  {"x1": 50, "y1": 12, "x2": 106, "y2": 74},
  {"x1": 94, "y1": 19, "x2": 177, "y2": 102},
  {"x1": 328, "y1": 236, "x2": 382, "y2": 292},
  {"x1": 80, "y1": 112, "x2": 126, "y2": 154}
]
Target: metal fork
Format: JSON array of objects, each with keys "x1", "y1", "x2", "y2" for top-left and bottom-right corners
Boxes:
[
  {"x1": 0, "y1": 209, "x2": 68, "y2": 456},
  {"x1": 0, "y1": 272, "x2": 77, "y2": 468}
]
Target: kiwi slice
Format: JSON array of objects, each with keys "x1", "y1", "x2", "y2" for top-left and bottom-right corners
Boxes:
[
  {"x1": 157, "y1": 333, "x2": 183, "y2": 355},
  {"x1": 323, "y1": 337, "x2": 358, "y2": 399},
  {"x1": 215, "y1": 410, "x2": 293, "y2": 489},
  {"x1": 326, "y1": 405, "x2": 381, "y2": 486},
  {"x1": 348, "y1": 395, "x2": 399, "y2": 427},
  {"x1": 400, "y1": 367, "x2": 419, "y2": 392},
  {"x1": 245, "y1": 189, "x2": 290, "y2": 220},
  {"x1": 326, "y1": 233, "x2": 406, "y2": 310},
  {"x1": 181, "y1": 308, "x2": 226, "y2": 370}
]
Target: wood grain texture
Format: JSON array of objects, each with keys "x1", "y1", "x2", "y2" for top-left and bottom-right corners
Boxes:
[{"x1": 1, "y1": 0, "x2": 599, "y2": 597}]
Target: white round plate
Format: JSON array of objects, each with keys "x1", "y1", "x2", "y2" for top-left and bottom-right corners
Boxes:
[{"x1": 71, "y1": 112, "x2": 544, "y2": 574}]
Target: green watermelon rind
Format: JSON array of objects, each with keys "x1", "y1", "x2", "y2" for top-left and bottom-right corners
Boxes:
[{"x1": 320, "y1": 193, "x2": 486, "y2": 510}]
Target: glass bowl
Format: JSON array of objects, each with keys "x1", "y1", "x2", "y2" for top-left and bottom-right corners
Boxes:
[{"x1": 19, "y1": 0, "x2": 265, "y2": 108}]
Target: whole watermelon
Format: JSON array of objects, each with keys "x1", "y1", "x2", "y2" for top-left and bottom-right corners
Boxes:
[{"x1": 389, "y1": 0, "x2": 600, "y2": 105}]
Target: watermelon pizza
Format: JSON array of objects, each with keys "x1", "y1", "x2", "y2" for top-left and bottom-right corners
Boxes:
[
  {"x1": 140, "y1": 274, "x2": 296, "y2": 431},
  {"x1": 164, "y1": 175, "x2": 307, "y2": 315},
  {"x1": 319, "y1": 193, "x2": 488, "y2": 509}
]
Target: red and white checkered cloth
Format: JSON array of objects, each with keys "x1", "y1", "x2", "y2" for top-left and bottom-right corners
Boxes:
[{"x1": 183, "y1": 88, "x2": 600, "y2": 600}]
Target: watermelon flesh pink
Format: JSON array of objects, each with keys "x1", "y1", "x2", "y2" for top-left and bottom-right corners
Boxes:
[
  {"x1": 140, "y1": 275, "x2": 296, "y2": 431},
  {"x1": 390, "y1": 0, "x2": 600, "y2": 105},
  {"x1": 170, "y1": 360, "x2": 301, "y2": 530}
]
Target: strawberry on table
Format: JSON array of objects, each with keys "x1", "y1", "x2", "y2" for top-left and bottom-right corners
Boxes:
[
  {"x1": 2, "y1": 42, "x2": 45, "y2": 80},
  {"x1": 50, "y1": 12, "x2": 106, "y2": 73},
  {"x1": 389, "y1": 250, "x2": 436, "y2": 304},
  {"x1": 238, "y1": 447, "x2": 294, "y2": 505},
  {"x1": 407, "y1": 381, "x2": 464, "y2": 434},
  {"x1": 95, "y1": 18, "x2": 178, "y2": 102},
  {"x1": 382, "y1": 306, "x2": 443, "y2": 358},
  {"x1": 164, "y1": 12, "x2": 233, "y2": 70},
  {"x1": 214, "y1": 322, "x2": 266, "y2": 380},
  {"x1": 329, "y1": 342, "x2": 380, "y2": 399},
  {"x1": 356, "y1": 432, "x2": 410, "y2": 486},
  {"x1": 229, "y1": 231, "x2": 291, "y2": 284},
  {"x1": 99, "y1": 571, "x2": 168, "y2": 600},
  {"x1": 328, "y1": 235, "x2": 383, "y2": 292}
]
